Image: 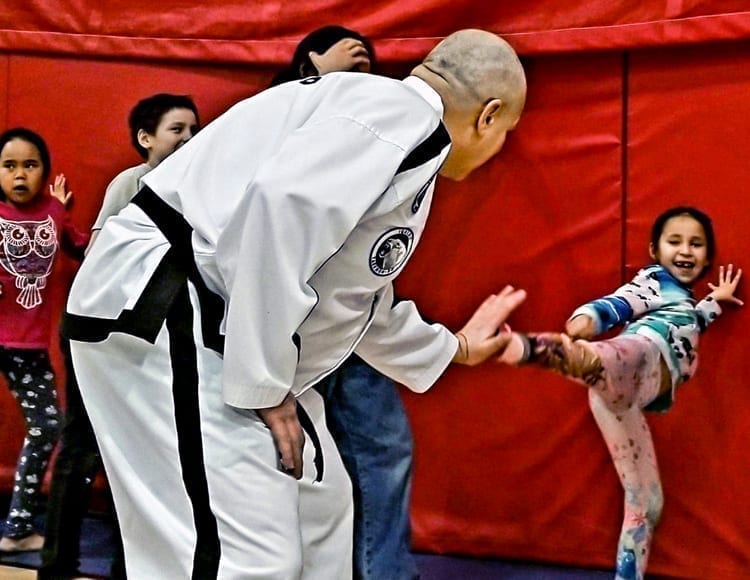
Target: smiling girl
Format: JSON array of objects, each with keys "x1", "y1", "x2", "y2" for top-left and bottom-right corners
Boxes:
[
  {"x1": 0, "y1": 127, "x2": 88, "y2": 552},
  {"x1": 500, "y1": 206, "x2": 742, "y2": 580}
]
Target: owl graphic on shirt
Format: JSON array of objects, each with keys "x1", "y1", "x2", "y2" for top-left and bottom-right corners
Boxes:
[{"x1": 0, "y1": 216, "x2": 57, "y2": 309}]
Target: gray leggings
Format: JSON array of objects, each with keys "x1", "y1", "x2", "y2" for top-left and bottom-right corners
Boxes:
[{"x1": 0, "y1": 347, "x2": 61, "y2": 538}]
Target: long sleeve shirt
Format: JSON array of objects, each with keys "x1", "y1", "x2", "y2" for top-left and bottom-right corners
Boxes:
[
  {"x1": 91, "y1": 163, "x2": 151, "y2": 231},
  {"x1": 570, "y1": 264, "x2": 722, "y2": 390},
  {"x1": 0, "y1": 194, "x2": 89, "y2": 348}
]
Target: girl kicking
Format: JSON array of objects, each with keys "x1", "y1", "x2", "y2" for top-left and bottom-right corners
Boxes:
[{"x1": 501, "y1": 206, "x2": 742, "y2": 580}]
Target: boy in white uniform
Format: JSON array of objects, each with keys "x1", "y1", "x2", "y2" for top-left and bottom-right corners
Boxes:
[{"x1": 63, "y1": 29, "x2": 527, "y2": 579}]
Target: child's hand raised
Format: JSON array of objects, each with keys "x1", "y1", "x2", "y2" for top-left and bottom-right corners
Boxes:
[
  {"x1": 49, "y1": 173, "x2": 73, "y2": 206},
  {"x1": 707, "y1": 264, "x2": 743, "y2": 306},
  {"x1": 309, "y1": 38, "x2": 371, "y2": 75}
]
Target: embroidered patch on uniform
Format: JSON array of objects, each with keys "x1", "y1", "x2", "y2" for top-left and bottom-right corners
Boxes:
[
  {"x1": 411, "y1": 176, "x2": 435, "y2": 214},
  {"x1": 369, "y1": 228, "x2": 414, "y2": 277}
]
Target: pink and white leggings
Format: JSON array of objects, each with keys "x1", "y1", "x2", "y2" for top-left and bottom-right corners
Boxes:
[{"x1": 576, "y1": 334, "x2": 665, "y2": 580}]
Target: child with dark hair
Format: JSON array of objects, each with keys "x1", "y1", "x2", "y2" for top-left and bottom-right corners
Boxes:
[
  {"x1": 501, "y1": 206, "x2": 742, "y2": 580},
  {"x1": 0, "y1": 127, "x2": 89, "y2": 552},
  {"x1": 127, "y1": 93, "x2": 200, "y2": 160},
  {"x1": 271, "y1": 25, "x2": 374, "y2": 86},
  {"x1": 88, "y1": 93, "x2": 199, "y2": 249},
  {"x1": 38, "y1": 94, "x2": 198, "y2": 579}
]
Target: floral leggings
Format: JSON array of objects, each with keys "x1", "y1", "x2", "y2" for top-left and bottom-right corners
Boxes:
[
  {"x1": 0, "y1": 347, "x2": 61, "y2": 539},
  {"x1": 576, "y1": 334, "x2": 665, "y2": 580}
]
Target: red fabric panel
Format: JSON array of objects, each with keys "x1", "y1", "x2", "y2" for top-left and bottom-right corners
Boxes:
[
  {"x1": 0, "y1": 19, "x2": 748, "y2": 579},
  {"x1": 0, "y1": 387, "x2": 24, "y2": 483},
  {"x1": 398, "y1": 52, "x2": 625, "y2": 570},
  {"x1": 2, "y1": 1, "x2": 750, "y2": 62},
  {"x1": 624, "y1": 41, "x2": 750, "y2": 578},
  {"x1": 0, "y1": 56, "x2": 6, "y2": 127}
]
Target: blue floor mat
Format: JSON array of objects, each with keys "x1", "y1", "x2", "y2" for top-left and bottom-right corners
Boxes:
[
  {"x1": 0, "y1": 515, "x2": 615, "y2": 579},
  {"x1": 0, "y1": 515, "x2": 113, "y2": 577}
]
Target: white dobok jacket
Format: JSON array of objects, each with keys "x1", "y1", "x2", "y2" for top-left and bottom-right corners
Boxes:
[{"x1": 66, "y1": 73, "x2": 459, "y2": 409}]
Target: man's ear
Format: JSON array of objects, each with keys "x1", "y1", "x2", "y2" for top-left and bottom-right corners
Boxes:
[
  {"x1": 137, "y1": 128, "x2": 151, "y2": 151},
  {"x1": 476, "y1": 98, "x2": 504, "y2": 132}
]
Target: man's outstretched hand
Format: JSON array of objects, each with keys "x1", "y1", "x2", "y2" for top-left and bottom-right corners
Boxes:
[{"x1": 453, "y1": 285, "x2": 527, "y2": 366}]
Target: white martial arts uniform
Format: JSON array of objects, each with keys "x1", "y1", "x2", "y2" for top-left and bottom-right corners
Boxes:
[{"x1": 64, "y1": 73, "x2": 458, "y2": 579}]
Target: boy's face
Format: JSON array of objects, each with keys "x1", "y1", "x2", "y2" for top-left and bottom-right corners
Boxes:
[{"x1": 140, "y1": 107, "x2": 199, "y2": 167}]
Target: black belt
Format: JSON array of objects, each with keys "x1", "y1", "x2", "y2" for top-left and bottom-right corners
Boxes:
[
  {"x1": 66, "y1": 187, "x2": 327, "y2": 481},
  {"x1": 296, "y1": 402, "x2": 324, "y2": 483},
  {"x1": 63, "y1": 186, "x2": 225, "y2": 355}
]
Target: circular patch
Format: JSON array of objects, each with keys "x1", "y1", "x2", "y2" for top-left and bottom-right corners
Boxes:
[{"x1": 369, "y1": 228, "x2": 414, "y2": 277}]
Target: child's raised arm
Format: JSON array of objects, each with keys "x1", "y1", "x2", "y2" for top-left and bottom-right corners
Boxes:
[
  {"x1": 706, "y1": 264, "x2": 744, "y2": 306},
  {"x1": 49, "y1": 173, "x2": 73, "y2": 206}
]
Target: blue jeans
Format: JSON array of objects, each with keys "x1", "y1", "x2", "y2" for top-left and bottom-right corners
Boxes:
[{"x1": 317, "y1": 356, "x2": 419, "y2": 580}]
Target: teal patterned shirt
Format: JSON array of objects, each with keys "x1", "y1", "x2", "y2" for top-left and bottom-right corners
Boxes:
[{"x1": 570, "y1": 264, "x2": 722, "y2": 410}]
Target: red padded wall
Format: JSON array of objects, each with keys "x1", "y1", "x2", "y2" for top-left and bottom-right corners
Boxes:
[
  {"x1": 623, "y1": 41, "x2": 750, "y2": 578},
  {"x1": 397, "y1": 43, "x2": 750, "y2": 578},
  {"x1": 0, "y1": 5, "x2": 749, "y2": 577},
  {"x1": 4, "y1": 1, "x2": 750, "y2": 59}
]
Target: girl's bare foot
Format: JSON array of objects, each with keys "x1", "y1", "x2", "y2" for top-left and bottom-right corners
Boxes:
[{"x1": 499, "y1": 332, "x2": 605, "y2": 384}]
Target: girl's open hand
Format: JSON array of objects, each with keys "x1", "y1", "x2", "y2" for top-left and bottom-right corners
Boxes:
[
  {"x1": 49, "y1": 173, "x2": 73, "y2": 206},
  {"x1": 707, "y1": 264, "x2": 743, "y2": 306}
]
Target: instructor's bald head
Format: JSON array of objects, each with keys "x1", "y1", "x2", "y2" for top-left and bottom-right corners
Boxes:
[{"x1": 412, "y1": 29, "x2": 526, "y2": 180}]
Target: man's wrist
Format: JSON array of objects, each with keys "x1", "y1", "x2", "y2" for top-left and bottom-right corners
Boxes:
[{"x1": 453, "y1": 332, "x2": 469, "y2": 364}]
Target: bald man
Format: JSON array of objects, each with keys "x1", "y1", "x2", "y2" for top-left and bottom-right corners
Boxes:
[{"x1": 64, "y1": 29, "x2": 527, "y2": 579}]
